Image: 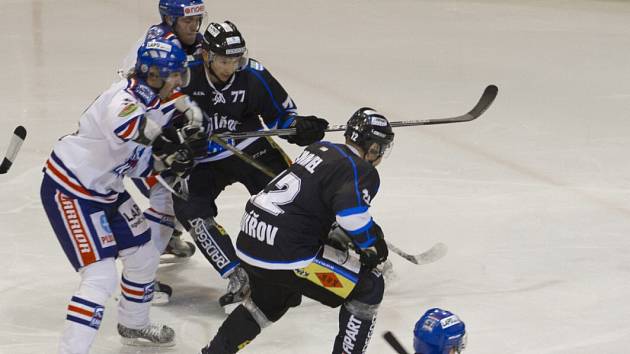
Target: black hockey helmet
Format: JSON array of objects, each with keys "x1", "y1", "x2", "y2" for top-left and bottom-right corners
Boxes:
[
  {"x1": 344, "y1": 107, "x2": 395, "y2": 161},
  {"x1": 202, "y1": 21, "x2": 247, "y2": 57}
]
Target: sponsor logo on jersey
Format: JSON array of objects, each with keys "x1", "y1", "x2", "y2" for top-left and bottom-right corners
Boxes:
[
  {"x1": 118, "y1": 103, "x2": 138, "y2": 117},
  {"x1": 240, "y1": 210, "x2": 278, "y2": 246},
  {"x1": 183, "y1": 4, "x2": 205, "y2": 16},
  {"x1": 206, "y1": 112, "x2": 241, "y2": 132},
  {"x1": 212, "y1": 91, "x2": 226, "y2": 105},
  {"x1": 192, "y1": 91, "x2": 206, "y2": 96},
  {"x1": 90, "y1": 212, "x2": 115, "y2": 248}
]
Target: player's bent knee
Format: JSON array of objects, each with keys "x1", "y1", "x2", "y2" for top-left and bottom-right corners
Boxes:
[
  {"x1": 242, "y1": 296, "x2": 273, "y2": 328},
  {"x1": 119, "y1": 242, "x2": 160, "y2": 282},
  {"x1": 78, "y1": 258, "x2": 119, "y2": 303},
  {"x1": 345, "y1": 269, "x2": 384, "y2": 320}
]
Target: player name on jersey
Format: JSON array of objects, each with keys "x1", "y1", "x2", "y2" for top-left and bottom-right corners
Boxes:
[
  {"x1": 293, "y1": 149, "x2": 323, "y2": 174},
  {"x1": 240, "y1": 210, "x2": 278, "y2": 246}
]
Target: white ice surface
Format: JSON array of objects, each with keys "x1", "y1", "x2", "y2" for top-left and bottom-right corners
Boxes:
[{"x1": 2, "y1": 0, "x2": 630, "y2": 353}]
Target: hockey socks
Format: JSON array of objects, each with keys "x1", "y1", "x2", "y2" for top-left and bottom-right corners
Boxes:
[
  {"x1": 59, "y1": 296, "x2": 104, "y2": 354},
  {"x1": 201, "y1": 305, "x2": 262, "y2": 354},
  {"x1": 332, "y1": 305, "x2": 377, "y2": 354},
  {"x1": 187, "y1": 217, "x2": 239, "y2": 277}
]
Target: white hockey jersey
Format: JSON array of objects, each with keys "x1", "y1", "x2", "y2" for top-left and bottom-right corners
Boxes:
[{"x1": 44, "y1": 78, "x2": 183, "y2": 203}]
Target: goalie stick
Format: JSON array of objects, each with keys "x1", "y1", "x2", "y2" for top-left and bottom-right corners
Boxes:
[
  {"x1": 215, "y1": 84, "x2": 499, "y2": 140},
  {"x1": 383, "y1": 331, "x2": 411, "y2": 354},
  {"x1": 0, "y1": 126, "x2": 27, "y2": 174}
]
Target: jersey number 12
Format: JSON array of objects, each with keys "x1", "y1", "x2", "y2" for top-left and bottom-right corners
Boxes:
[{"x1": 251, "y1": 172, "x2": 301, "y2": 216}]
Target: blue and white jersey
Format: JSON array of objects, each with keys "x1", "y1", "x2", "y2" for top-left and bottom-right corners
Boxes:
[
  {"x1": 43, "y1": 78, "x2": 182, "y2": 203},
  {"x1": 235, "y1": 141, "x2": 380, "y2": 270}
]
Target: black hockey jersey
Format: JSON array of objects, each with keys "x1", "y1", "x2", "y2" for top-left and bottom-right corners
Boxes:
[
  {"x1": 181, "y1": 58, "x2": 297, "y2": 162},
  {"x1": 235, "y1": 141, "x2": 381, "y2": 270}
]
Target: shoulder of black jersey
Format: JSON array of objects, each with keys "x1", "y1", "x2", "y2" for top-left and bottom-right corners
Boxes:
[{"x1": 242, "y1": 58, "x2": 266, "y2": 72}]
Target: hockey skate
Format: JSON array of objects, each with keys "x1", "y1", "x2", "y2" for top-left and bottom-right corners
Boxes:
[
  {"x1": 152, "y1": 281, "x2": 173, "y2": 305},
  {"x1": 117, "y1": 322, "x2": 175, "y2": 347},
  {"x1": 161, "y1": 229, "x2": 196, "y2": 264},
  {"x1": 218, "y1": 266, "x2": 250, "y2": 308}
]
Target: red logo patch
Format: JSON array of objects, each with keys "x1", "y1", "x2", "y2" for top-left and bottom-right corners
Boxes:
[{"x1": 316, "y1": 272, "x2": 343, "y2": 288}]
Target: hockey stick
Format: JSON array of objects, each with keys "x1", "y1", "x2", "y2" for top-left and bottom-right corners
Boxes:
[
  {"x1": 215, "y1": 84, "x2": 498, "y2": 140},
  {"x1": 0, "y1": 126, "x2": 27, "y2": 174},
  {"x1": 386, "y1": 241, "x2": 447, "y2": 265},
  {"x1": 383, "y1": 331, "x2": 410, "y2": 354},
  {"x1": 211, "y1": 134, "x2": 443, "y2": 265}
]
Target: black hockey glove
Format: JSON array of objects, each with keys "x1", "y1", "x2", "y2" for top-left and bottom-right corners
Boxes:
[
  {"x1": 152, "y1": 127, "x2": 194, "y2": 177},
  {"x1": 286, "y1": 115, "x2": 329, "y2": 146},
  {"x1": 355, "y1": 223, "x2": 388, "y2": 269},
  {"x1": 180, "y1": 125, "x2": 209, "y2": 158},
  {"x1": 358, "y1": 238, "x2": 388, "y2": 269}
]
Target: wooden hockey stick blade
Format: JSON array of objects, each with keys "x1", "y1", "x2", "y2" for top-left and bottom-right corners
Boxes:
[
  {"x1": 383, "y1": 331, "x2": 411, "y2": 354},
  {"x1": 386, "y1": 241, "x2": 447, "y2": 265},
  {"x1": 0, "y1": 126, "x2": 27, "y2": 174},
  {"x1": 215, "y1": 85, "x2": 498, "y2": 139}
]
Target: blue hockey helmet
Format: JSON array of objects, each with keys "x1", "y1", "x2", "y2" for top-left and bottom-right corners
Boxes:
[
  {"x1": 159, "y1": 0, "x2": 205, "y2": 20},
  {"x1": 135, "y1": 39, "x2": 189, "y2": 80},
  {"x1": 413, "y1": 308, "x2": 466, "y2": 354}
]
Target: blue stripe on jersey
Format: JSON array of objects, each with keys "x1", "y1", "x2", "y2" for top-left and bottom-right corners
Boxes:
[
  {"x1": 337, "y1": 206, "x2": 369, "y2": 217},
  {"x1": 50, "y1": 153, "x2": 118, "y2": 199},
  {"x1": 245, "y1": 67, "x2": 288, "y2": 127},
  {"x1": 321, "y1": 142, "x2": 362, "y2": 207}
]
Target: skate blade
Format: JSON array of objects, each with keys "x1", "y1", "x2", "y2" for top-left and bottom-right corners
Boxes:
[
  {"x1": 151, "y1": 292, "x2": 171, "y2": 306},
  {"x1": 159, "y1": 254, "x2": 192, "y2": 264},
  {"x1": 222, "y1": 302, "x2": 239, "y2": 315},
  {"x1": 120, "y1": 337, "x2": 176, "y2": 347}
]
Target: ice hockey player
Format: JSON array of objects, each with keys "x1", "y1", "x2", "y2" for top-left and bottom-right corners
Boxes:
[
  {"x1": 120, "y1": 0, "x2": 206, "y2": 76},
  {"x1": 40, "y1": 39, "x2": 199, "y2": 353},
  {"x1": 414, "y1": 308, "x2": 467, "y2": 354},
  {"x1": 198, "y1": 107, "x2": 394, "y2": 354},
  {"x1": 120, "y1": 0, "x2": 208, "y2": 303},
  {"x1": 173, "y1": 20, "x2": 329, "y2": 306}
]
